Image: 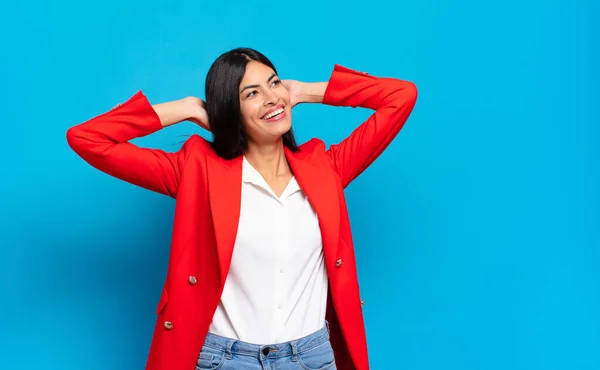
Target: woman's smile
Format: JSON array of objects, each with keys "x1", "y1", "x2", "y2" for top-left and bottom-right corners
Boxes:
[{"x1": 261, "y1": 105, "x2": 287, "y2": 122}]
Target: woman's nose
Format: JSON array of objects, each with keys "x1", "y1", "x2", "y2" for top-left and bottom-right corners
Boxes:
[{"x1": 263, "y1": 90, "x2": 277, "y2": 105}]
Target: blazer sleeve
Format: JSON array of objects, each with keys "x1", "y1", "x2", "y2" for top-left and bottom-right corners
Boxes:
[
  {"x1": 66, "y1": 91, "x2": 194, "y2": 198},
  {"x1": 322, "y1": 65, "x2": 418, "y2": 188}
]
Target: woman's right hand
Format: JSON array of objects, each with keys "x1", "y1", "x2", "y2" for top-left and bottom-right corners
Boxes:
[{"x1": 185, "y1": 96, "x2": 210, "y2": 131}]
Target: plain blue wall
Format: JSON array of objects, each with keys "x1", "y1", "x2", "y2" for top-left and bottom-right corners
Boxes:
[{"x1": 1, "y1": 0, "x2": 598, "y2": 369}]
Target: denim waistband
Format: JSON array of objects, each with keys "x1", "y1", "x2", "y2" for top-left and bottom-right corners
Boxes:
[{"x1": 202, "y1": 322, "x2": 330, "y2": 359}]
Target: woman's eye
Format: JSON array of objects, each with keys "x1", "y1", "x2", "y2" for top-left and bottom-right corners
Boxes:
[
  {"x1": 272, "y1": 79, "x2": 281, "y2": 86},
  {"x1": 247, "y1": 90, "x2": 257, "y2": 98}
]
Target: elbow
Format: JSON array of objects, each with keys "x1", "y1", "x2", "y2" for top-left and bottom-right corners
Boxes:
[
  {"x1": 386, "y1": 80, "x2": 418, "y2": 111},
  {"x1": 396, "y1": 80, "x2": 418, "y2": 112},
  {"x1": 382, "y1": 77, "x2": 418, "y2": 106},
  {"x1": 66, "y1": 126, "x2": 82, "y2": 152},
  {"x1": 404, "y1": 81, "x2": 418, "y2": 106},
  {"x1": 66, "y1": 125, "x2": 93, "y2": 157}
]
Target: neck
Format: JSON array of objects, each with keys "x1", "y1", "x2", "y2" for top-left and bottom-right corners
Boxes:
[{"x1": 245, "y1": 139, "x2": 291, "y2": 180}]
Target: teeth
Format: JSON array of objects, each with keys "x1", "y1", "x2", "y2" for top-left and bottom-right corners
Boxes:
[{"x1": 263, "y1": 108, "x2": 284, "y2": 119}]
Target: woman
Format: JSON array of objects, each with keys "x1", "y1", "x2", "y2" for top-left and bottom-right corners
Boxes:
[{"x1": 66, "y1": 48, "x2": 417, "y2": 370}]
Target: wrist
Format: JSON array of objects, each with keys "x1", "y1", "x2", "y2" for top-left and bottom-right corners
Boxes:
[{"x1": 298, "y1": 82, "x2": 327, "y2": 104}]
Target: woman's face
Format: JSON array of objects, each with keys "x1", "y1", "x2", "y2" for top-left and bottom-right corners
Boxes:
[{"x1": 238, "y1": 61, "x2": 292, "y2": 146}]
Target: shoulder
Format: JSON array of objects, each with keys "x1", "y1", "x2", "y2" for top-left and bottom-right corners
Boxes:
[
  {"x1": 298, "y1": 138, "x2": 327, "y2": 154},
  {"x1": 296, "y1": 138, "x2": 336, "y2": 167},
  {"x1": 180, "y1": 134, "x2": 213, "y2": 152},
  {"x1": 175, "y1": 134, "x2": 217, "y2": 164}
]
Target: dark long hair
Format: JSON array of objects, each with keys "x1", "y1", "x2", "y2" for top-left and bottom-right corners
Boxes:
[{"x1": 205, "y1": 48, "x2": 299, "y2": 159}]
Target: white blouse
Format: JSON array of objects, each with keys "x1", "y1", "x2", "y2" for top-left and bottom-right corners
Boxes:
[{"x1": 208, "y1": 156, "x2": 328, "y2": 344}]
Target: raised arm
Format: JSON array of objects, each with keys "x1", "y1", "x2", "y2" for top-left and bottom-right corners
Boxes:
[
  {"x1": 66, "y1": 91, "x2": 207, "y2": 198},
  {"x1": 325, "y1": 65, "x2": 417, "y2": 187},
  {"x1": 289, "y1": 65, "x2": 417, "y2": 188}
]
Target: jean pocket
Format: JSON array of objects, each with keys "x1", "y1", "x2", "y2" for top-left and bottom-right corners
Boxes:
[
  {"x1": 196, "y1": 347, "x2": 225, "y2": 370},
  {"x1": 297, "y1": 340, "x2": 336, "y2": 370}
]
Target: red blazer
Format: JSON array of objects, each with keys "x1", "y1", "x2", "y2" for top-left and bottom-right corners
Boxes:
[{"x1": 66, "y1": 64, "x2": 417, "y2": 370}]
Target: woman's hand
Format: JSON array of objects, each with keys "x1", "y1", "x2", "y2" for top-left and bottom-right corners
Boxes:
[
  {"x1": 282, "y1": 80, "x2": 304, "y2": 108},
  {"x1": 282, "y1": 80, "x2": 327, "y2": 107},
  {"x1": 185, "y1": 96, "x2": 210, "y2": 131}
]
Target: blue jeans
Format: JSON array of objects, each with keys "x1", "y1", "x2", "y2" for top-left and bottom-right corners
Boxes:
[{"x1": 196, "y1": 322, "x2": 337, "y2": 370}]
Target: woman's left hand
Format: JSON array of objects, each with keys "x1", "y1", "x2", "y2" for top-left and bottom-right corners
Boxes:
[
  {"x1": 283, "y1": 80, "x2": 327, "y2": 107},
  {"x1": 282, "y1": 80, "x2": 303, "y2": 108}
]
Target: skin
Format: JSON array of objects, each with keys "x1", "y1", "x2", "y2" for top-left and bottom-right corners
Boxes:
[{"x1": 151, "y1": 61, "x2": 328, "y2": 197}]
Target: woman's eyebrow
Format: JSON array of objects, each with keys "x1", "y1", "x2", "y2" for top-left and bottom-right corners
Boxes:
[{"x1": 240, "y1": 73, "x2": 278, "y2": 94}]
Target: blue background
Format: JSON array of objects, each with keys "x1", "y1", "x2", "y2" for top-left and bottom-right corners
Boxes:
[{"x1": 1, "y1": 0, "x2": 598, "y2": 369}]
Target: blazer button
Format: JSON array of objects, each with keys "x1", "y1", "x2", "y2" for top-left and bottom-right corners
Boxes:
[
  {"x1": 335, "y1": 259, "x2": 343, "y2": 267},
  {"x1": 361, "y1": 300, "x2": 365, "y2": 307},
  {"x1": 188, "y1": 276, "x2": 197, "y2": 285},
  {"x1": 164, "y1": 321, "x2": 173, "y2": 330}
]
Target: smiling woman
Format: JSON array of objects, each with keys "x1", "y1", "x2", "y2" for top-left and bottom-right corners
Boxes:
[
  {"x1": 66, "y1": 47, "x2": 418, "y2": 370},
  {"x1": 205, "y1": 49, "x2": 300, "y2": 161}
]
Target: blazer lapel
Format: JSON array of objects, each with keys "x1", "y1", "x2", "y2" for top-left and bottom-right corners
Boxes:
[
  {"x1": 285, "y1": 147, "x2": 340, "y2": 271},
  {"x1": 207, "y1": 147, "x2": 341, "y2": 287},
  {"x1": 207, "y1": 155, "x2": 243, "y2": 285}
]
